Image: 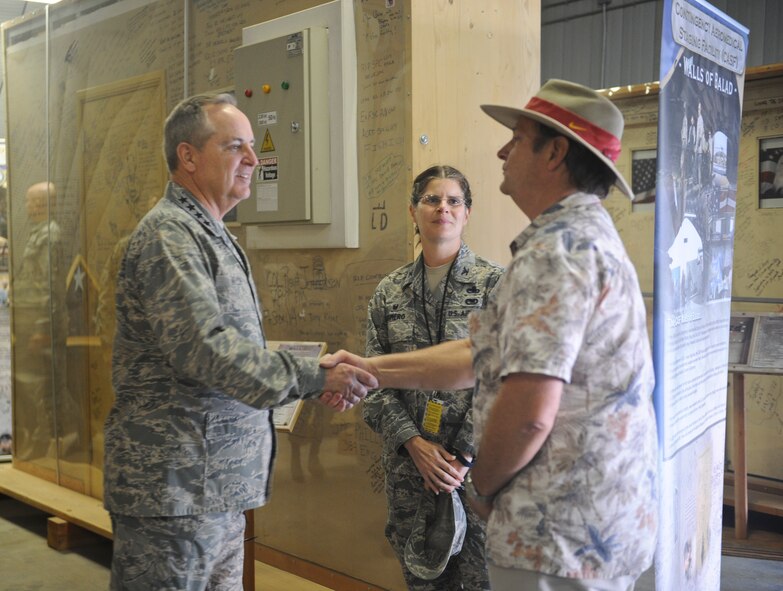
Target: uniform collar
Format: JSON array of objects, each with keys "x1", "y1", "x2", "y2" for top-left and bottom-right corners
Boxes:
[
  {"x1": 166, "y1": 182, "x2": 250, "y2": 274},
  {"x1": 403, "y1": 242, "x2": 477, "y2": 290},
  {"x1": 166, "y1": 181, "x2": 221, "y2": 237}
]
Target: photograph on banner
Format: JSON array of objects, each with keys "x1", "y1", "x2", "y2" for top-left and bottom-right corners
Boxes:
[{"x1": 657, "y1": 63, "x2": 740, "y2": 314}]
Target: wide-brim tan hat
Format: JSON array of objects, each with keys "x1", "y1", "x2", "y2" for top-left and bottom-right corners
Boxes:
[{"x1": 481, "y1": 79, "x2": 633, "y2": 199}]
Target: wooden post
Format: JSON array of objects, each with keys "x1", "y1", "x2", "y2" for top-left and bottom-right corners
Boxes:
[
  {"x1": 732, "y1": 373, "x2": 748, "y2": 539},
  {"x1": 243, "y1": 509, "x2": 256, "y2": 590}
]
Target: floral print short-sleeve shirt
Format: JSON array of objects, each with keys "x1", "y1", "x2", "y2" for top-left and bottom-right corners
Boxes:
[{"x1": 470, "y1": 192, "x2": 658, "y2": 579}]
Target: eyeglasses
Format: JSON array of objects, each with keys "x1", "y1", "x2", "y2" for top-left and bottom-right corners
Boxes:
[{"x1": 418, "y1": 195, "x2": 466, "y2": 208}]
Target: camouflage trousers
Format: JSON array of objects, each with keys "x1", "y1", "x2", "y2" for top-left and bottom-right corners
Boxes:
[
  {"x1": 109, "y1": 511, "x2": 245, "y2": 591},
  {"x1": 385, "y1": 460, "x2": 491, "y2": 591}
]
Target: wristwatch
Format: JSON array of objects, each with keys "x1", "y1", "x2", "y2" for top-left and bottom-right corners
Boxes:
[{"x1": 464, "y1": 472, "x2": 494, "y2": 503}]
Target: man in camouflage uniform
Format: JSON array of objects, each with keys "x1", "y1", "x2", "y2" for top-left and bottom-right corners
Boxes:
[
  {"x1": 104, "y1": 93, "x2": 376, "y2": 591},
  {"x1": 363, "y1": 164, "x2": 503, "y2": 590}
]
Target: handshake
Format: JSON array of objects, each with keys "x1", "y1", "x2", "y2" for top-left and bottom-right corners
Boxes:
[
  {"x1": 314, "y1": 339, "x2": 474, "y2": 412},
  {"x1": 317, "y1": 350, "x2": 377, "y2": 412}
]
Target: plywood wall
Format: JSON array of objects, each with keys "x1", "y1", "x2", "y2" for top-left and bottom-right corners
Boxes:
[{"x1": 409, "y1": 1, "x2": 538, "y2": 265}]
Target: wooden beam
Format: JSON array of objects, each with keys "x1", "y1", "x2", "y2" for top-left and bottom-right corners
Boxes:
[
  {"x1": 243, "y1": 510, "x2": 255, "y2": 591},
  {"x1": 47, "y1": 516, "x2": 105, "y2": 551},
  {"x1": 0, "y1": 464, "x2": 111, "y2": 539},
  {"x1": 733, "y1": 373, "x2": 748, "y2": 539}
]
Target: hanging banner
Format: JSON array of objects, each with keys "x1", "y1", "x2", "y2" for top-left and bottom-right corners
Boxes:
[{"x1": 653, "y1": 1, "x2": 748, "y2": 590}]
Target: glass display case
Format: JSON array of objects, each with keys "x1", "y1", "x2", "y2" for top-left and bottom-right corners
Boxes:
[{"x1": 2, "y1": 1, "x2": 406, "y2": 588}]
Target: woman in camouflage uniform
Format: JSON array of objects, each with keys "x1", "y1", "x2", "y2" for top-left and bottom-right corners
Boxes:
[{"x1": 363, "y1": 165, "x2": 503, "y2": 590}]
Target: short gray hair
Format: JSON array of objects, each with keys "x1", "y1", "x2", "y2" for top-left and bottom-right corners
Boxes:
[{"x1": 163, "y1": 93, "x2": 237, "y2": 173}]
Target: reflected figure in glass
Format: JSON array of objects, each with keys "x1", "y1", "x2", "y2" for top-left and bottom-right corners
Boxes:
[{"x1": 12, "y1": 181, "x2": 68, "y2": 462}]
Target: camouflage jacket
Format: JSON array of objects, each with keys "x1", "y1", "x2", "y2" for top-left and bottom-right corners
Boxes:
[
  {"x1": 363, "y1": 243, "x2": 503, "y2": 463},
  {"x1": 104, "y1": 182, "x2": 324, "y2": 517},
  {"x1": 14, "y1": 219, "x2": 65, "y2": 314}
]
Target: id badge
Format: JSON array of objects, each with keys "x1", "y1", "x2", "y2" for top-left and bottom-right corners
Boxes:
[{"x1": 422, "y1": 397, "x2": 444, "y2": 434}]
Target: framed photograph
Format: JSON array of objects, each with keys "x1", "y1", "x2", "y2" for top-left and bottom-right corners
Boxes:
[
  {"x1": 631, "y1": 148, "x2": 657, "y2": 208},
  {"x1": 728, "y1": 314, "x2": 755, "y2": 366},
  {"x1": 749, "y1": 314, "x2": 783, "y2": 370},
  {"x1": 267, "y1": 340, "x2": 327, "y2": 431},
  {"x1": 759, "y1": 136, "x2": 783, "y2": 209},
  {"x1": 728, "y1": 312, "x2": 783, "y2": 375}
]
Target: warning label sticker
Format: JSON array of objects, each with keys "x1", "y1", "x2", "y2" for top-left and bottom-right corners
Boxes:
[
  {"x1": 257, "y1": 111, "x2": 277, "y2": 126},
  {"x1": 257, "y1": 156, "x2": 278, "y2": 182},
  {"x1": 260, "y1": 129, "x2": 275, "y2": 153}
]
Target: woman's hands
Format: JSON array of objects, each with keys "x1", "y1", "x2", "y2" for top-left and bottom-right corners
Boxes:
[{"x1": 404, "y1": 436, "x2": 468, "y2": 494}]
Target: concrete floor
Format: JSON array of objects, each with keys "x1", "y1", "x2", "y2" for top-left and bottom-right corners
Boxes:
[
  {"x1": 634, "y1": 554, "x2": 783, "y2": 591},
  {"x1": 0, "y1": 494, "x2": 329, "y2": 591},
  {"x1": 1, "y1": 494, "x2": 781, "y2": 591}
]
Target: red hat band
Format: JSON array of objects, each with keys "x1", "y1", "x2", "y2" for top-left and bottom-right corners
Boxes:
[{"x1": 525, "y1": 97, "x2": 621, "y2": 162}]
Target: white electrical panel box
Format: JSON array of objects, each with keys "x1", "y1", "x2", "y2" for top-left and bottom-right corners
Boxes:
[
  {"x1": 234, "y1": 0, "x2": 359, "y2": 249},
  {"x1": 235, "y1": 27, "x2": 330, "y2": 224}
]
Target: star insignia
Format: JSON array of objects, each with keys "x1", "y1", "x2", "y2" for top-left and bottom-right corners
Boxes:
[{"x1": 73, "y1": 266, "x2": 85, "y2": 293}]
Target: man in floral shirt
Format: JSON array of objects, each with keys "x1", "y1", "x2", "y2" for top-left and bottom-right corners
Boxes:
[{"x1": 322, "y1": 79, "x2": 658, "y2": 591}]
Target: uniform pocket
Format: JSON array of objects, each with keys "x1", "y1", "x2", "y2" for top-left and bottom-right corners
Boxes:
[
  {"x1": 204, "y1": 410, "x2": 269, "y2": 491},
  {"x1": 388, "y1": 319, "x2": 416, "y2": 353}
]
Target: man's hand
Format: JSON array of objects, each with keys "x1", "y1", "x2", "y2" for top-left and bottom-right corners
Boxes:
[
  {"x1": 318, "y1": 351, "x2": 377, "y2": 412},
  {"x1": 318, "y1": 391, "x2": 352, "y2": 412},
  {"x1": 320, "y1": 350, "x2": 375, "y2": 375},
  {"x1": 318, "y1": 362, "x2": 378, "y2": 412},
  {"x1": 404, "y1": 436, "x2": 465, "y2": 495}
]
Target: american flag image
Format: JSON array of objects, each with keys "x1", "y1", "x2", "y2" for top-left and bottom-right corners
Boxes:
[
  {"x1": 759, "y1": 138, "x2": 783, "y2": 197},
  {"x1": 632, "y1": 149, "x2": 657, "y2": 204}
]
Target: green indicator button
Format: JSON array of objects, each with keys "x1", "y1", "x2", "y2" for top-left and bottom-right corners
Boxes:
[{"x1": 281, "y1": 81, "x2": 290, "y2": 90}]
